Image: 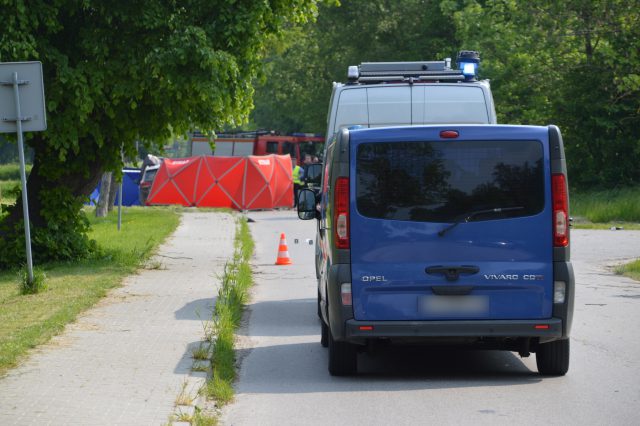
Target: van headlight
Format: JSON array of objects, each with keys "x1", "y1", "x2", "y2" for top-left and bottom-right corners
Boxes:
[{"x1": 554, "y1": 281, "x2": 566, "y2": 304}]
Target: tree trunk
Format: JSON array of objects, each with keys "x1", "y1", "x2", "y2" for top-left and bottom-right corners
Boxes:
[
  {"x1": 0, "y1": 134, "x2": 113, "y2": 267},
  {"x1": 96, "y1": 172, "x2": 112, "y2": 218},
  {"x1": 0, "y1": 137, "x2": 105, "y2": 234},
  {"x1": 107, "y1": 173, "x2": 118, "y2": 212}
]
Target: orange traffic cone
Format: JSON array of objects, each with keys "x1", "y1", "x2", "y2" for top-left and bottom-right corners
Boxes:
[{"x1": 275, "y1": 233, "x2": 293, "y2": 265}]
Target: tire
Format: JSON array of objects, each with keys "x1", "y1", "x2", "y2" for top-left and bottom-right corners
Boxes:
[
  {"x1": 536, "y1": 339, "x2": 570, "y2": 376},
  {"x1": 317, "y1": 290, "x2": 322, "y2": 319},
  {"x1": 320, "y1": 318, "x2": 329, "y2": 347},
  {"x1": 328, "y1": 328, "x2": 357, "y2": 376}
]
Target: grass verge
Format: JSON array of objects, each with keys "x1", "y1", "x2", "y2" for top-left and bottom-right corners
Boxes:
[
  {"x1": 204, "y1": 216, "x2": 254, "y2": 409},
  {"x1": 571, "y1": 222, "x2": 640, "y2": 230},
  {"x1": 615, "y1": 259, "x2": 640, "y2": 282},
  {"x1": 571, "y1": 186, "x2": 640, "y2": 223},
  {"x1": 0, "y1": 206, "x2": 180, "y2": 376}
]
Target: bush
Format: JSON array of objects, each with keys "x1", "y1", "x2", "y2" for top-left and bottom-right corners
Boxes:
[{"x1": 0, "y1": 187, "x2": 97, "y2": 269}]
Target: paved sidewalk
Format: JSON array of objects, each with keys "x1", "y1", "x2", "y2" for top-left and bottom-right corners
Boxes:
[{"x1": 0, "y1": 211, "x2": 235, "y2": 426}]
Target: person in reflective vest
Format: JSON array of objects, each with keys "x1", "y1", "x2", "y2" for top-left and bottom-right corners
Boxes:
[{"x1": 292, "y1": 164, "x2": 303, "y2": 207}]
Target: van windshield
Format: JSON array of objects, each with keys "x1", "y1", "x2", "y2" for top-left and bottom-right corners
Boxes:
[{"x1": 356, "y1": 140, "x2": 544, "y2": 222}]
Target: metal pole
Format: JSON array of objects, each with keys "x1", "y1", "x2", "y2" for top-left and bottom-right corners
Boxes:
[
  {"x1": 117, "y1": 146, "x2": 123, "y2": 231},
  {"x1": 117, "y1": 179, "x2": 123, "y2": 231},
  {"x1": 12, "y1": 71, "x2": 34, "y2": 282}
]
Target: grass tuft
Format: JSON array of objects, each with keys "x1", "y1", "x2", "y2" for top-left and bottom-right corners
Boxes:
[
  {"x1": 615, "y1": 259, "x2": 640, "y2": 282},
  {"x1": 175, "y1": 379, "x2": 195, "y2": 406},
  {"x1": 192, "y1": 344, "x2": 211, "y2": 360},
  {"x1": 18, "y1": 266, "x2": 47, "y2": 295},
  {"x1": 206, "y1": 369, "x2": 235, "y2": 404},
  {"x1": 193, "y1": 409, "x2": 219, "y2": 426}
]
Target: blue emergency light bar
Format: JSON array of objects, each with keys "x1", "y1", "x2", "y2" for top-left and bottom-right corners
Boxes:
[
  {"x1": 346, "y1": 51, "x2": 481, "y2": 84},
  {"x1": 457, "y1": 50, "x2": 480, "y2": 80}
]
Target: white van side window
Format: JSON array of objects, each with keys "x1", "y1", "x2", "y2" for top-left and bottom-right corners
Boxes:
[{"x1": 422, "y1": 86, "x2": 489, "y2": 124}]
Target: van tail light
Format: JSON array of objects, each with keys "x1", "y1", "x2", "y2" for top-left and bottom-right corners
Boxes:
[
  {"x1": 334, "y1": 177, "x2": 350, "y2": 249},
  {"x1": 552, "y1": 173, "x2": 569, "y2": 247}
]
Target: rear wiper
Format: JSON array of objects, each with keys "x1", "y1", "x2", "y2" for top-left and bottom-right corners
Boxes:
[{"x1": 437, "y1": 206, "x2": 524, "y2": 237}]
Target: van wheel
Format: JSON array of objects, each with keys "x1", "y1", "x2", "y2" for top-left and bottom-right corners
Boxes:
[
  {"x1": 320, "y1": 319, "x2": 329, "y2": 347},
  {"x1": 536, "y1": 339, "x2": 570, "y2": 376},
  {"x1": 328, "y1": 329, "x2": 357, "y2": 376}
]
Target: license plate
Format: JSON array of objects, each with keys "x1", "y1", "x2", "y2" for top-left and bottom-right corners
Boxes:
[{"x1": 419, "y1": 295, "x2": 489, "y2": 316}]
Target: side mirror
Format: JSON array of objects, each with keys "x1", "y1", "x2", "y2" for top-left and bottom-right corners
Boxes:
[{"x1": 297, "y1": 189, "x2": 317, "y2": 220}]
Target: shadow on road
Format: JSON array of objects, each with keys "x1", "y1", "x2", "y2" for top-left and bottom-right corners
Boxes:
[
  {"x1": 175, "y1": 297, "x2": 217, "y2": 321},
  {"x1": 236, "y1": 298, "x2": 318, "y2": 337},
  {"x1": 233, "y1": 297, "x2": 543, "y2": 393},
  {"x1": 174, "y1": 340, "x2": 204, "y2": 374},
  {"x1": 235, "y1": 342, "x2": 541, "y2": 395}
]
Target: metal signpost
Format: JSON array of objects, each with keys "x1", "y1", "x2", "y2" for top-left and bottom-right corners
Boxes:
[
  {"x1": 0, "y1": 62, "x2": 47, "y2": 283},
  {"x1": 118, "y1": 148, "x2": 124, "y2": 231}
]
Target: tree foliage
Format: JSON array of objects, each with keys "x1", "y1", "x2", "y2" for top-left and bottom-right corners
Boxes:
[
  {"x1": 252, "y1": 0, "x2": 640, "y2": 189},
  {"x1": 444, "y1": 0, "x2": 640, "y2": 188},
  {"x1": 251, "y1": 0, "x2": 458, "y2": 133},
  {"x1": 0, "y1": 0, "x2": 322, "y2": 268}
]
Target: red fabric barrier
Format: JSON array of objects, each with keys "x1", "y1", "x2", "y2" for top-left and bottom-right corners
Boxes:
[{"x1": 147, "y1": 155, "x2": 293, "y2": 209}]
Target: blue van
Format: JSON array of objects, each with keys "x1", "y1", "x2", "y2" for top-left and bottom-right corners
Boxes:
[{"x1": 297, "y1": 125, "x2": 574, "y2": 376}]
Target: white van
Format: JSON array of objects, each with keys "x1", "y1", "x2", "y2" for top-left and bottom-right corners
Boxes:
[{"x1": 325, "y1": 52, "x2": 497, "y2": 141}]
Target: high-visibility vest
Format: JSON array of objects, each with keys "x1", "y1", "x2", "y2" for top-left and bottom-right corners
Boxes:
[{"x1": 292, "y1": 165, "x2": 302, "y2": 185}]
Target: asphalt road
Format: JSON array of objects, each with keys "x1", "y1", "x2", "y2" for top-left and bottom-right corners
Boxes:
[{"x1": 222, "y1": 210, "x2": 640, "y2": 426}]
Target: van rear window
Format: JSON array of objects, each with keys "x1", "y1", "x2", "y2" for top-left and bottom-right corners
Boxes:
[{"x1": 356, "y1": 141, "x2": 544, "y2": 222}]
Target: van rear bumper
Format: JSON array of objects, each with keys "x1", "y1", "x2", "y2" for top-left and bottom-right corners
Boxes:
[{"x1": 345, "y1": 318, "x2": 563, "y2": 339}]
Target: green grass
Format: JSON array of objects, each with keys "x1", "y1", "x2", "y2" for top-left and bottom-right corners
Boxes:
[
  {"x1": 0, "y1": 179, "x2": 20, "y2": 206},
  {"x1": 571, "y1": 186, "x2": 640, "y2": 223},
  {"x1": 193, "y1": 410, "x2": 219, "y2": 426},
  {"x1": 0, "y1": 163, "x2": 31, "y2": 181},
  {"x1": 204, "y1": 217, "x2": 254, "y2": 407},
  {"x1": 88, "y1": 207, "x2": 181, "y2": 266},
  {"x1": 615, "y1": 259, "x2": 640, "y2": 282},
  {"x1": 0, "y1": 206, "x2": 180, "y2": 376},
  {"x1": 0, "y1": 179, "x2": 19, "y2": 192},
  {"x1": 192, "y1": 345, "x2": 210, "y2": 360}
]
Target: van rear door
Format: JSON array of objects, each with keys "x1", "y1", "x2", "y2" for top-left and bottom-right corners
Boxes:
[
  {"x1": 412, "y1": 85, "x2": 491, "y2": 124},
  {"x1": 333, "y1": 86, "x2": 411, "y2": 133},
  {"x1": 349, "y1": 125, "x2": 553, "y2": 321}
]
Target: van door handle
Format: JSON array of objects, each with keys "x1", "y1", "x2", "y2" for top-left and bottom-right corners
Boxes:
[{"x1": 425, "y1": 265, "x2": 479, "y2": 282}]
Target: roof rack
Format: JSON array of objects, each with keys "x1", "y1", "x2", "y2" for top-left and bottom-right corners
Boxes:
[{"x1": 347, "y1": 51, "x2": 480, "y2": 84}]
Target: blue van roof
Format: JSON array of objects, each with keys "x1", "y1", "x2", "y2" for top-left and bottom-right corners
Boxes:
[{"x1": 348, "y1": 124, "x2": 549, "y2": 143}]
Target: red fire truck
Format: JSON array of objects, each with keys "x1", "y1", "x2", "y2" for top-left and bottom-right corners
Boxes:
[{"x1": 190, "y1": 130, "x2": 324, "y2": 166}]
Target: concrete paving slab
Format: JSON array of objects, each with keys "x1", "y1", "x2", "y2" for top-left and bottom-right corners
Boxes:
[{"x1": 0, "y1": 211, "x2": 235, "y2": 426}]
